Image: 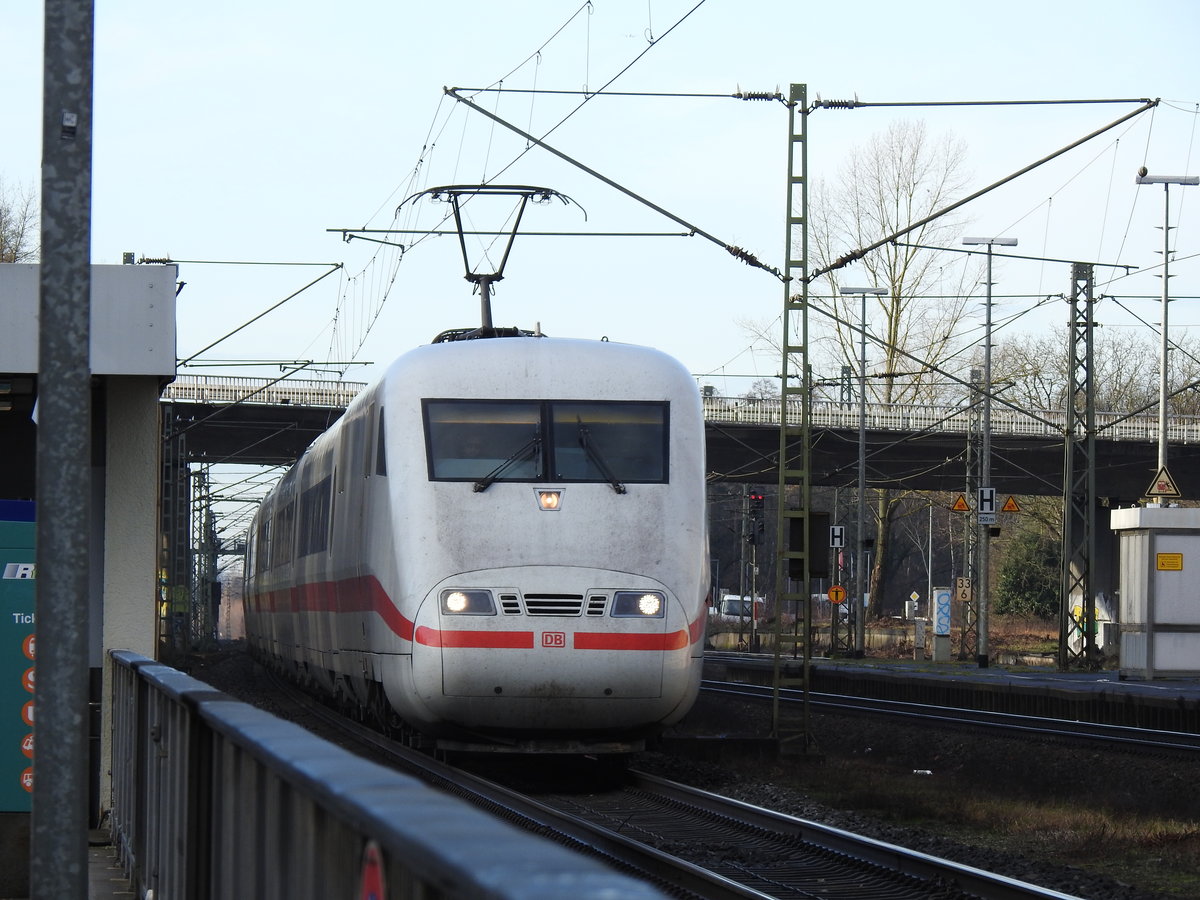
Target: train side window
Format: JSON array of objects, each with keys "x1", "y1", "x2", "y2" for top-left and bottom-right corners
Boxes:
[
  {"x1": 424, "y1": 400, "x2": 541, "y2": 481},
  {"x1": 274, "y1": 499, "x2": 296, "y2": 567},
  {"x1": 549, "y1": 401, "x2": 668, "y2": 483},
  {"x1": 255, "y1": 518, "x2": 271, "y2": 575},
  {"x1": 347, "y1": 414, "x2": 365, "y2": 480},
  {"x1": 298, "y1": 475, "x2": 332, "y2": 556},
  {"x1": 376, "y1": 406, "x2": 387, "y2": 476}
]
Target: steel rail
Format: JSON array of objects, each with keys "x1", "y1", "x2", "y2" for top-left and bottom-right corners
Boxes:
[
  {"x1": 626, "y1": 771, "x2": 1083, "y2": 900},
  {"x1": 703, "y1": 679, "x2": 1200, "y2": 754}
]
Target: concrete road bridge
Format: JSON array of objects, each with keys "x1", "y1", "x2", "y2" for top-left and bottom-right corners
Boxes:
[{"x1": 161, "y1": 374, "x2": 1200, "y2": 502}]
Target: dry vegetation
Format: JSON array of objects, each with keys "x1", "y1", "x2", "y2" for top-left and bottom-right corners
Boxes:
[{"x1": 780, "y1": 718, "x2": 1200, "y2": 899}]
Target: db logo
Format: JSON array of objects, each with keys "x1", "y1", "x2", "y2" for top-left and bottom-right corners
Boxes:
[
  {"x1": 21, "y1": 768, "x2": 33, "y2": 793},
  {"x1": 541, "y1": 632, "x2": 566, "y2": 648}
]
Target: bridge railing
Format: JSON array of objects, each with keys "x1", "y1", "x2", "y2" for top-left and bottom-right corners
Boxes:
[
  {"x1": 701, "y1": 395, "x2": 1200, "y2": 443},
  {"x1": 162, "y1": 376, "x2": 1200, "y2": 443},
  {"x1": 162, "y1": 374, "x2": 366, "y2": 408}
]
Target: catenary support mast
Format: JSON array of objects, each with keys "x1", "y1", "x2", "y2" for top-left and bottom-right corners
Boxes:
[{"x1": 772, "y1": 84, "x2": 816, "y2": 754}]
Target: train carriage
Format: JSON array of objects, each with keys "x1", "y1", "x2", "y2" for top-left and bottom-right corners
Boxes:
[{"x1": 244, "y1": 333, "x2": 709, "y2": 754}]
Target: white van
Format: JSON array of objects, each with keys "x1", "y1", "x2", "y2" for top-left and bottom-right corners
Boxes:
[{"x1": 711, "y1": 594, "x2": 765, "y2": 622}]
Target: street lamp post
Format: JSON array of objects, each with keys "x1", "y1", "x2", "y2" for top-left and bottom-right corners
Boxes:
[
  {"x1": 1135, "y1": 171, "x2": 1199, "y2": 477},
  {"x1": 840, "y1": 285, "x2": 886, "y2": 656},
  {"x1": 961, "y1": 238, "x2": 1017, "y2": 668}
]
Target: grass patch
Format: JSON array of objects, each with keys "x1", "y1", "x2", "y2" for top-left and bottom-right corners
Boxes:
[{"x1": 774, "y1": 751, "x2": 1200, "y2": 898}]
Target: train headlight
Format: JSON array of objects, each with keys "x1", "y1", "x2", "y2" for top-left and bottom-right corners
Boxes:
[
  {"x1": 611, "y1": 591, "x2": 665, "y2": 618},
  {"x1": 440, "y1": 589, "x2": 496, "y2": 615}
]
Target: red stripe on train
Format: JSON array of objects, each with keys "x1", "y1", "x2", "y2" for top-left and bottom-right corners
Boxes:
[
  {"x1": 248, "y1": 575, "x2": 414, "y2": 642},
  {"x1": 415, "y1": 627, "x2": 534, "y2": 649},
  {"x1": 574, "y1": 631, "x2": 690, "y2": 651}
]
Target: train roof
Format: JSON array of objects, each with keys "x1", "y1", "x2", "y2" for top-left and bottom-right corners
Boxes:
[{"x1": 386, "y1": 334, "x2": 695, "y2": 397}]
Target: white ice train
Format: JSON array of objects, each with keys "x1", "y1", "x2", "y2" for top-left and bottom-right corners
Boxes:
[{"x1": 243, "y1": 331, "x2": 709, "y2": 754}]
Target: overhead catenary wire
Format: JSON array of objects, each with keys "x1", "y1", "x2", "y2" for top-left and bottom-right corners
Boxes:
[
  {"x1": 461, "y1": 87, "x2": 787, "y2": 101},
  {"x1": 332, "y1": 227, "x2": 694, "y2": 239},
  {"x1": 325, "y1": 2, "x2": 713, "y2": 368},
  {"x1": 326, "y1": 68, "x2": 1180, "y2": 494},
  {"x1": 808, "y1": 99, "x2": 1161, "y2": 282},
  {"x1": 178, "y1": 263, "x2": 343, "y2": 368},
  {"x1": 444, "y1": 87, "x2": 783, "y2": 281},
  {"x1": 139, "y1": 257, "x2": 339, "y2": 267},
  {"x1": 812, "y1": 97, "x2": 1157, "y2": 110}
]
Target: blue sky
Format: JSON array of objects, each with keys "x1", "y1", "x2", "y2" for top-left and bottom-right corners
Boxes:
[{"x1": 5, "y1": 1, "x2": 1199, "y2": 395}]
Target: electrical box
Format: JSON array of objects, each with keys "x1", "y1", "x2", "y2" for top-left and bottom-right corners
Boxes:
[{"x1": 1111, "y1": 506, "x2": 1200, "y2": 679}]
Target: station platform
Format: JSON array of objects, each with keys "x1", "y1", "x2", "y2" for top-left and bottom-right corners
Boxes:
[
  {"x1": 825, "y1": 654, "x2": 1200, "y2": 697},
  {"x1": 704, "y1": 652, "x2": 1200, "y2": 731}
]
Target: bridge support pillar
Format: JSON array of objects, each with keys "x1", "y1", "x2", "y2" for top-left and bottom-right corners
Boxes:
[{"x1": 97, "y1": 376, "x2": 162, "y2": 816}]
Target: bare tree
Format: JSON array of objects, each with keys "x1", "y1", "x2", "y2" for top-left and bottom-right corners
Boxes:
[
  {"x1": 743, "y1": 377, "x2": 780, "y2": 401},
  {"x1": 807, "y1": 119, "x2": 975, "y2": 619},
  {"x1": 812, "y1": 119, "x2": 975, "y2": 405},
  {"x1": 993, "y1": 328, "x2": 1200, "y2": 416},
  {"x1": 0, "y1": 178, "x2": 39, "y2": 263}
]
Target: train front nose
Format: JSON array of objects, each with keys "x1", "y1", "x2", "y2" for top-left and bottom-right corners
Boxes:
[{"x1": 409, "y1": 571, "x2": 698, "y2": 732}]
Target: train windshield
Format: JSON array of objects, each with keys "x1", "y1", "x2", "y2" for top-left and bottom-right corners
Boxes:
[{"x1": 424, "y1": 399, "x2": 668, "y2": 484}]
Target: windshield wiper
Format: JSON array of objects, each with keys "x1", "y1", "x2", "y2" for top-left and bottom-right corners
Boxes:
[
  {"x1": 473, "y1": 434, "x2": 541, "y2": 492},
  {"x1": 578, "y1": 421, "x2": 626, "y2": 494}
]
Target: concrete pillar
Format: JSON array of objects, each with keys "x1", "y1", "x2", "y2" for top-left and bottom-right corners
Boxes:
[{"x1": 98, "y1": 376, "x2": 161, "y2": 810}]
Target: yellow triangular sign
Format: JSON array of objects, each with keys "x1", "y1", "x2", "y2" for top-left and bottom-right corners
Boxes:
[
  {"x1": 1146, "y1": 466, "x2": 1182, "y2": 498},
  {"x1": 951, "y1": 494, "x2": 970, "y2": 512},
  {"x1": 1002, "y1": 495, "x2": 1021, "y2": 513}
]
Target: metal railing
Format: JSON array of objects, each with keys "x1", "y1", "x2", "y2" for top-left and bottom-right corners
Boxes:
[
  {"x1": 108, "y1": 650, "x2": 666, "y2": 900},
  {"x1": 162, "y1": 374, "x2": 366, "y2": 408},
  {"x1": 701, "y1": 395, "x2": 1200, "y2": 443},
  {"x1": 162, "y1": 375, "x2": 1200, "y2": 443}
]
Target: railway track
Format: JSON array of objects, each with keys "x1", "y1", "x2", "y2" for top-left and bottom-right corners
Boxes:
[
  {"x1": 267, "y1": 672, "x2": 1083, "y2": 899},
  {"x1": 704, "y1": 679, "x2": 1200, "y2": 755}
]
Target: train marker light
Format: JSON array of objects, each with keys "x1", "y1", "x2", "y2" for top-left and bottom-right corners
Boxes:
[{"x1": 536, "y1": 489, "x2": 562, "y2": 511}]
